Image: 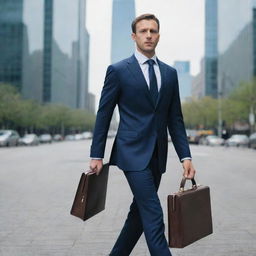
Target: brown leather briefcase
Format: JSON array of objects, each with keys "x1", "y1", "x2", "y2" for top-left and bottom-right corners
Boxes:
[
  {"x1": 167, "y1": 177, "x2": 213, "y2": 248},
  {"x1": 70, "y1": 164, "x2": 109, "y2": 221}
]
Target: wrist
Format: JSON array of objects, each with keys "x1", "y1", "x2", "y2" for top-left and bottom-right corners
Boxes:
[
  {"x1": 181, "y1": 159, "x2": 191, "y2": 163},
  {"x1": 181, "y1": 156, "x2": 192, "y2": 161}
]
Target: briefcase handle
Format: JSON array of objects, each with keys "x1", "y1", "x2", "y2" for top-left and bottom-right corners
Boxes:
[{"x1": 179, "y1": 177, "x2": 197, "y2": 192}]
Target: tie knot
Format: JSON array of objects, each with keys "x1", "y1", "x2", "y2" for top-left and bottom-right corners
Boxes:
[{"x1": 146, "y1": 59, "x2": 155, "y2": 66}]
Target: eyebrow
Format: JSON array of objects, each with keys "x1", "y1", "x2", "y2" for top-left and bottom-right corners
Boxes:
[{"x1": 139, "y1": 28, "x2": 158, "y2": 32}]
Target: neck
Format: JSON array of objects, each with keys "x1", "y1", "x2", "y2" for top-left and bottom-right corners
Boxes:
[{"x1": 136, "y1": 47, "x2": 155, "y2": 59}]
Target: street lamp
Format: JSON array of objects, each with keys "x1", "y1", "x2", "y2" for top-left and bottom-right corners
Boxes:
[
  {"x1": 217, "y1": 72, "x2": 235, "y2": 137},
  {"x1": 217, "y1": 75, "x2": 224, "y2": 137}
]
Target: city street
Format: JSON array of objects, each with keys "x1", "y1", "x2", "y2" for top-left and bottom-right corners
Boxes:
[{"x1": 0, "y1": 139, "x2": 256, "y2": 256}]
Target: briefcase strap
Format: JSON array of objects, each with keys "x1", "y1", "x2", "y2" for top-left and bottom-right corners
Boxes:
[{"x1": 179, "y1": 177, "x2": 197, "y2": 192}]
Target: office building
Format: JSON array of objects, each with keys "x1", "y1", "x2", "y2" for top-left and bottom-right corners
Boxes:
[
  {"x1": 0, "y1": 0, "x2": 25, "y2": 93},
  {"x1": 204, "y1": 0, "x2": 256, "y2": 97},
  {"x1": 217, "y1": 0, "x2": 256, "y2": 96},
  {"x1": 110, "y1": 0, "x2": 136, "y2": 128},
  {"x1": 42, "y1": 0, "x2": 90, "y2": 108},
  {"x1": 205, "y1": 0, "x2": 218, "y2": 98},
  {"x1": 174, "y1": 61, "x2": 192, "y2": 102},
  {"x1": 192, "y1": 59, "x2": 205, "y2": 99},
  {"x1": 111, "y1": 0, "x2": 135, "y2": 63},
  {"x1": 0, "y1": 0, "x2": 92, "y2": 110},
  {"x1": 88, "y1": 92, "x2": 95, "y2": 114}
]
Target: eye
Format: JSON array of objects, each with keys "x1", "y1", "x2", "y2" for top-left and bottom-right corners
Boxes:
[{"x1": 150, "y1": 29, "x2": 158, "y2": 34}]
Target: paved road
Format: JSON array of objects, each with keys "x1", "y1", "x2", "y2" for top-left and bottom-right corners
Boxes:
[{"x1": 0, "y1": 140, "x2": 256, "y2": 256}]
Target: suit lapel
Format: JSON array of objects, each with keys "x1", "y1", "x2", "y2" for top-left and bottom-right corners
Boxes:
[
  {"x1": 126, "y1": 55, "x2": 168, "y2": 110},
  {"x1": 126, "y1": 55, "x2": 155, "y2": 108},
  {"x1": 156, "y1": 59, "x2": 167, "y2": 109}
]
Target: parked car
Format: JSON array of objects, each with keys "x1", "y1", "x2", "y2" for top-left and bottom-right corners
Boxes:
[
  {"x1": 82, "y1": 131, "x2": 93, "y2": 139},
  {"x1": 39, "y1": 134, "x2": 52, "y2": 143},
  {"x1": 53, "y1": 134, "x2": 63, "y2": 141},
  {"x1": 186, "y1": 129, "x2": 200, "y2": 144},
  {"x1": 203, "y1": 135, "x2": 224, "y2": 146},
  {"x1": 0, "y1": 130, "x2": 20, "y2": 147},
  {"x1": 225, "y1": 134, "x2": 249, "y2": 147},
  {"x1": 74, "y1": 134, "x2": 84, "y2": 140},
  {"x1": 19, "y1": 134, "x2": 39, "y2": 146},
  {"x1": 249, "y1": 133, "x2": 256, "y2": 149},
  {"x1": 65, "y1": 134, "x2": 75, "y2": 141}
]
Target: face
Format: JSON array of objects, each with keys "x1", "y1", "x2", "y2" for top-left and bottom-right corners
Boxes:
[{"x1": 132, "y1": 19, "x2": 160, "y2": 57}]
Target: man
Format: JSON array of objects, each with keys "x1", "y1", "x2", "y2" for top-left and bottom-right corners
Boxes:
[{"x1": 90, "y1": 14, "x2": 196, "y2": 256}]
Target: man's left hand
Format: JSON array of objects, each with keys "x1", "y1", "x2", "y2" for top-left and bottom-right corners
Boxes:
[{"x1": 182, "y1": 160, "x2": 196, "y2": 179}]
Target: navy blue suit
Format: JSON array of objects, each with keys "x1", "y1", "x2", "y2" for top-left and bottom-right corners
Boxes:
[{"x1": 90, "y1": 55, "x2": 191, "y2": 255}]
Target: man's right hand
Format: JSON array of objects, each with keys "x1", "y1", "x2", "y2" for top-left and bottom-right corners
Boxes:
[{"x1": 89, "y1": 159, "x2": 103, "y2": 175}]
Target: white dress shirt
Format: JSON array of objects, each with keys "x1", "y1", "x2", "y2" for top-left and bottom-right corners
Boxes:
[{"x1": 134, "y1": 49, "x2": 161, "y2": 91}]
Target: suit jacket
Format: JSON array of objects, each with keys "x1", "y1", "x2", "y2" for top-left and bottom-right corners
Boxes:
[{"x1": 90, "y1": 55, "x2": 191, "y2": 173}]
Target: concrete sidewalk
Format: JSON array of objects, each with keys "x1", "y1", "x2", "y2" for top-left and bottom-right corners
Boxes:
[{"x1": 0, "y1": 140, "x2": 256, "y2": 255}]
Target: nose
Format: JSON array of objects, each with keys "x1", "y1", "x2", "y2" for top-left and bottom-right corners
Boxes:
[{"x1": 146, "y1": 30, "x2": 152, "y2": 38}]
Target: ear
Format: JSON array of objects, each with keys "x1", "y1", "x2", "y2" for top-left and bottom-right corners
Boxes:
[{"x1": 131, "y1": 33, "x2": 136, "y2": 41}]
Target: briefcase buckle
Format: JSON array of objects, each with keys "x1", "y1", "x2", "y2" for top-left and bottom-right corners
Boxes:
[{"x1": 178, "y1": 184, "x2": 197, "y2": 193}]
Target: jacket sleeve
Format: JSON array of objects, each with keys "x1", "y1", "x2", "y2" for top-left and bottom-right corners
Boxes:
[
  {"x1": 167, "y1": 69, "x2": 191, "y2": 161},
  {"x1": 90, "y1": 65, "x2": 120, "y2": 158}
]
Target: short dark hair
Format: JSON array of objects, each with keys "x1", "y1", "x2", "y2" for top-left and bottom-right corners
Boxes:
[{"x1": 131, "y1": 14, "x2": 160, "y2": 33}]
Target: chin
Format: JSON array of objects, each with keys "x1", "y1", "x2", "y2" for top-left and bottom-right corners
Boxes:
[
  {"x1": 142, "y1": 46, "x2": 154, "y2": 51},
  {"x1": 144, "y1": 48, "x2": 155, "y2": 53}
]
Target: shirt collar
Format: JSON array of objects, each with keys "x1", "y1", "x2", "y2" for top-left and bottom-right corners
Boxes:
[{"x1": 134, "y1": 48, "x2": 158, "y2": 65}]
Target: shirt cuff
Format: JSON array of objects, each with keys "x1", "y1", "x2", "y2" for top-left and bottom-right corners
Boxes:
[
  {"x1": 91, "y1": 157, "x2": 103, "y2": 160},
  {"x1": 181, "y1": 157, "x2": 192, "y2": 162}
]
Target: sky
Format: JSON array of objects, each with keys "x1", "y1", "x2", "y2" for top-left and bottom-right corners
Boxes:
[{"x1": 86, "y1": 0, "x2": 205, "y2": 103}]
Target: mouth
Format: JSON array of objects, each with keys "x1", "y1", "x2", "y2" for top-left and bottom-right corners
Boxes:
[{"x1": 145, "y1": 42, "x2": 153, "y2": 45}]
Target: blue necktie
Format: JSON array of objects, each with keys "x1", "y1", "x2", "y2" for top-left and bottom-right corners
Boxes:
[{"x1": 146, "y1": 59, "x2": 158, "y2": 105}]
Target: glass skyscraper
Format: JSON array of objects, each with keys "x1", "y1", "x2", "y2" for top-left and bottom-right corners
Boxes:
[
  {"x1": 43, "y1": 0, "x2": 90, "y2": 109},
  {"x1": 217, "y1": 0, "x2": 256, "y2": 96},
  {"x1": 22, "y1": 0, "x2": 44, "y2": 102},
  {"x1": 204, "y1": 0, "x2": 256, "y2": 97},
  {"x1": 174, "y1": 61, "x2": 192, "y2": 102},
  {"x1": 43, "y1": 0, "x2": 53, "y2": 103},
  {"x1": 0, "y1": 0, "x2": 25, "y2": 92},
  {"x1": 0, "y1": 0, "x2": 91, "y2": 110},
  {"x1": 111, "y1": 0, "x2": 135, "y2": 63},
  {"x1": 205, "y1": 0, "x2": 218, "y2": 98}
]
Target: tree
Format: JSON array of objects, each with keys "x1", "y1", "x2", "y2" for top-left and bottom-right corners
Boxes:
[
  {"x1": 38, "y1": 104, "x2": 71, "y2": 134},
  {"x1": 227, "y1": 78, "x2": 256, "y2": 132},
  {"x1": 17, "y1": 100, "x2": 42, "y2": 133},
  {"x1": 182, "y1": 97, "x2": 218, "y2": 129},
  {"x1": 68, "y1": 108, "x2": 95, "y2": 132},
  {"x1": 0, "y1": 83, "x2": 96, "y2": 134},
  {"x1": 0, "y1": 83, "x2": 21, "y2": 129}
]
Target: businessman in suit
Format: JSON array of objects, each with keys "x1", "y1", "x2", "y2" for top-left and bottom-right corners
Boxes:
[{"x1": 90, "y1": 14, "x2": 195, "y2": 256}]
